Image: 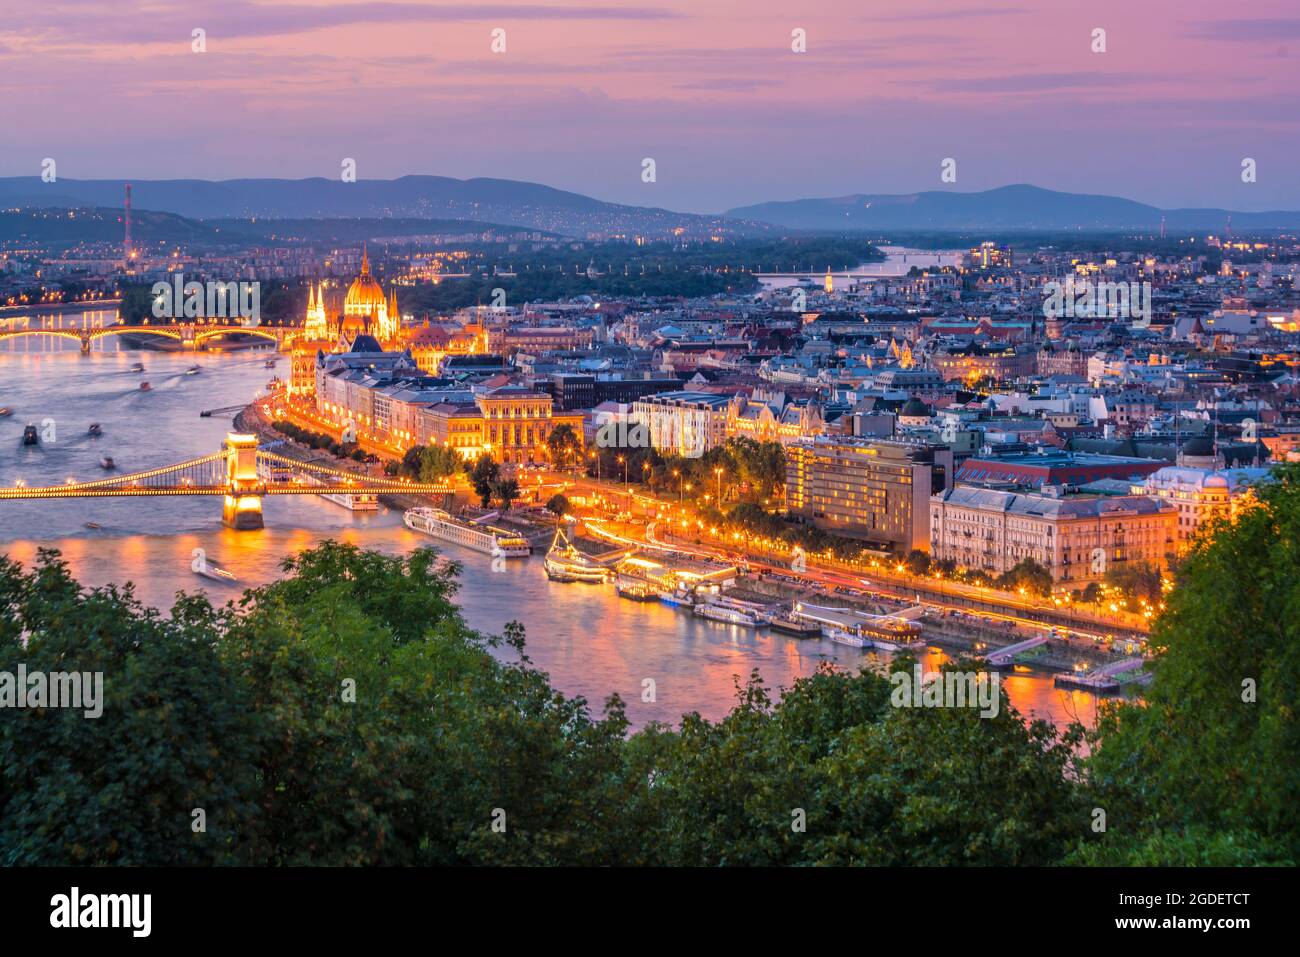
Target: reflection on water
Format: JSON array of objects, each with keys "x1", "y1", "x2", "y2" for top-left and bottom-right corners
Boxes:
[{"x1": 0, "y1": 330, "x2": 1097, "y2": 731}]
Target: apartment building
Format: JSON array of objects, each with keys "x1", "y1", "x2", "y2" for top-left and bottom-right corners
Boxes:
[
  {"x1": 786, "y1": 436, "x2": 953, "y2": 552},
  {"x1": 633, "y1": 391, "x2": 733, "y2": 457},
  {"x1": 929, "y1": 485, "x2": 1176, "y2": 586}
]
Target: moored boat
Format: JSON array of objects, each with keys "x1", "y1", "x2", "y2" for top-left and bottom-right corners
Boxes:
[
  {"x1": 403, "y1": 507, "x2": 530, "y2": 557},
  {"x1": 693, "y1": 598, "x2": 762, "y2": 627},
  {"x1": 22, "y1": 424, "x2": 38, "y2": 445},
  {"x1": 767, "y1": 614, "x2": 823, "y2": 638},
  {"x1": 543, "y1": 527, "x2": 609, "y2": 582},
  {"x1": 87, "y1": 422, "x2": 102, "y2": 437},
  {"x1": 614, "y1": 577, "x2": 658, "y2": 601},
  {"x1": 300, "y1": 473, "x2": 377, "y2": 511},
  {"x1": 826, "y1": 627, "x2": 871, "y2": 649},
  {"x1": 139, "y1": 382, "x2": 151, "y2": 391},
  {"x1": 100, "y1": 456, "x2": 115, "y2": 469}
]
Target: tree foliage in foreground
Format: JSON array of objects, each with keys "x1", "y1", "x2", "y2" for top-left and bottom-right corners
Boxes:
[
  {"x1": 1077, "y1": 465, "x2": 1300, "y2": 866},
  {"x1": 5, "y1": 456, "x2": 1300, "y2": 865}
]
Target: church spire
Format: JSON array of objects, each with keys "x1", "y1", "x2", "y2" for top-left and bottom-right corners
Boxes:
[{"x1": 360, "y1": 243, "x2": 370, "y2": 276}]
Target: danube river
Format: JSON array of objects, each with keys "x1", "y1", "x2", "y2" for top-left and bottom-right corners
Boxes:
[{"x1": 0, "y1": 328, "x2": 1098, "y2": 730}]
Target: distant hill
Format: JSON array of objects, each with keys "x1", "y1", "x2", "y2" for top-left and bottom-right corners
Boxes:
[
  {"x1": 0, "y1": 175, "x2": 768, "y2": 238},
  {"x1": 0, "y1": 207, "x2": 221, "y2": 244},
  {"x1": 725, "y1": 184, "x2": 1300, "y2": 232}
]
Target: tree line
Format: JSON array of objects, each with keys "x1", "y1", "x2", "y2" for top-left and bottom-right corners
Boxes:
[{"x1": 3, "y1": 465, "x2": 1299, "y2": 865}]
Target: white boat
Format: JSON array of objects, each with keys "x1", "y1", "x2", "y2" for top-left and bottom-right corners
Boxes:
[
  {"x1": 301, "y1": 473, "x2": 378, "y2": 511},
  {"x1": 826, "y1": 627, "x2": 871, "y2": 649},
  {"x1": 694, "y1": 600, "x2": 761, "y2": 627},
  {"x1": 195, "y1": 564, "x2": 237, "y2": 583},
  {"x1": 404, "y1": 507, "x2": 530, "y2": 557}
]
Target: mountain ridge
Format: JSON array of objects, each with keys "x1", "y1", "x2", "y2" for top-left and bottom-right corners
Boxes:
[
  {"x1": 2, "y1": 177, "x2": 1296, "y2": 234},
  {"x1": 724, "y1": 184, "x2": 1300, "y2": 231}
]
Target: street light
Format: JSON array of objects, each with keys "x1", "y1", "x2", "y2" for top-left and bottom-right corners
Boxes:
[{"x1": 714, "y1": 466, "x2": 723, "y2": 502}]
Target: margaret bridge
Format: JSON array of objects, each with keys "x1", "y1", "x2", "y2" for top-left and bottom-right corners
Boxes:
[
  {"x1": 0, "y1": 434, "x2": 453, "y2": 529},
  {"x1": 0, "y1": 315, "x2": 303, "y2": 353}
]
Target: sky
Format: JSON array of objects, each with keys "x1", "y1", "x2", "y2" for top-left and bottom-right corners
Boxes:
[{"x1": 1, "y1": 0, "x2": 1298, "y2": 213}]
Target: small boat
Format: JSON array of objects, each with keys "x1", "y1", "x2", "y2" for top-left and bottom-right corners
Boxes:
[
  {"x1": 194, "y1": 563, "x2": 237, "y2": 583},
  {"x1": 264, "y1": 358, "x2": 278, "y2": 368},
  {"x1": 827, "y1": 627, "x2": 871, "y2": 649},
  {"x1": 694, "y1": 600, "x2": 761, "y2": 627},
  {"x1": 100, "y1": 456, "x2": 115, "y2": 469},
  {"x1": 129, "y1": 363, "x2": 145, "y2": 373},
  {"x1": 186, "y1": 365, "x2": 201, "y2": 375},
  {"x1": 767, "y1": 614, "x2": 822, "y2": 638},
  {"x1": 0, "y1": 407, "x2": 12, "y2": 417},
  {"x1": 87, "y1": 423, "x2": 102, "y2": 437},
  {"x1": 84, "y1": 522, "x2": 102, "y2": 530},
  {"x1": 298, "y1": 473, "x2": 378, "y2": 511},
  {"x1": 22, "y1": 424, "x2": 38, "y2": 445},
  {"x1": 139, "y1": 382, "x2": 151, "y2": 391},
  {"x1": 615, "y1": 578, "x2": 658, "y2": 601}
]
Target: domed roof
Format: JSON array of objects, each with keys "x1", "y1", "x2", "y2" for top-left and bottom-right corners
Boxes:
[
  {"x1": 1204, "y1": 475, "x2": 1229, "y2": 488},
  {"x1": 900, "y1": 397, "x2": 931, "y2": 417},
  {"x1": 1181, "y1": 435, "x2": 1216, "y2": 457},
  {"x1": 344, "y1": 247, "x2": 387, "y2": 312}
]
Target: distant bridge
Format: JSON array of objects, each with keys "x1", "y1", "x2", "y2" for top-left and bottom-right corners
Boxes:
[
  {"x1": 0, "y1": 319, "x2": 304, "y2": 353},
  {"x1": 0, "y1": 433, "x2": 451, "y2": 528}
]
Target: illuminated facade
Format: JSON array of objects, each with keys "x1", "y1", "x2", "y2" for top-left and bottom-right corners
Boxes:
[
  {"x1": 1140, "y1": 465, "x2": 1269, "y2": 552},
  {"x1": 786, "y1": 436, "x2": 953, "y2": 552},
  {"x1": 633, "y1": 391, "x2": 732, "y2": 457},
  {"x1": 289, "y1": 247, "x2": 405, "y2": 397},
  {"x1": 930, "y1": 485, "x2": 1175, "y2": 586},
  {"x1": 475, "y1": 388, "x2": 584, "y2": 466}
]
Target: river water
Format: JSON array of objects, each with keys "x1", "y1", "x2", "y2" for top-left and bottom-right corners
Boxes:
[{"x1": 0, "y1": 318, "x2": 1097, "y2": 730}]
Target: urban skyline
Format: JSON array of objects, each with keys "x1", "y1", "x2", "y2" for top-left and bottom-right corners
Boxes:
[{"x1": 0, "y1": 1, "x2": 1295, "y2": 919}]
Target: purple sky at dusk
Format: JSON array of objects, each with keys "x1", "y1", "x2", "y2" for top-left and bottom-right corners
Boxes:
[{"x1": 2, "y1": 0, "x2": 1297, "y2": 213}]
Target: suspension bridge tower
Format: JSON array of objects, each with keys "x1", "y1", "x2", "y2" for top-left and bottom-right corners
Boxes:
[{"x1": 222, "y1": 433, "x2": 265, "y2": 529}]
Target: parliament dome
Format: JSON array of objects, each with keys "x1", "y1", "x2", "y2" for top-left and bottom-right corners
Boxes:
[{"x1": 344, "y1": 247, "x2": 387, "y2": 314}]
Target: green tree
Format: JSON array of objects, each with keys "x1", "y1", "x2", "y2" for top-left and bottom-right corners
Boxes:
[
  {"x1": 467, "y1": 454, "x2": 499, "y2": 508},
  {"x1": 493, "y1": 478, "x2": 520, "y2": 513},
  {"x1": 0, "y1": 551, "x2": 261, "y2": 865},
  {"x1": 418, "y1": 445, "x2": 461, "y2": 484},
  {"x1": 545, "y1": 494, "x2": 570, "y2": 518},
  {"x1": 1079, "y1": 465, "x2": 1300, "y2": 865},
  {"x1": 1103, "y1": 560, "x2": 1163, "y2": 604},
  {"x1": 997, "y1": 558, "x2": 1053, "y2": 597},
  {"x1": 547, "y1": 424, "x2": 582, "y2": 472}
]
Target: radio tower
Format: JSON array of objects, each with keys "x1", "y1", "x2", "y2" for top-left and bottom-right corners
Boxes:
[{"x1": 123, "y1": 183, "x2": 134, "y2": 271}]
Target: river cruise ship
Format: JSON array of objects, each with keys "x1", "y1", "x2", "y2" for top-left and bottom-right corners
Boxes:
[{"x1": 404, "y1": 507, "x2": 530, "y2": 557}]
